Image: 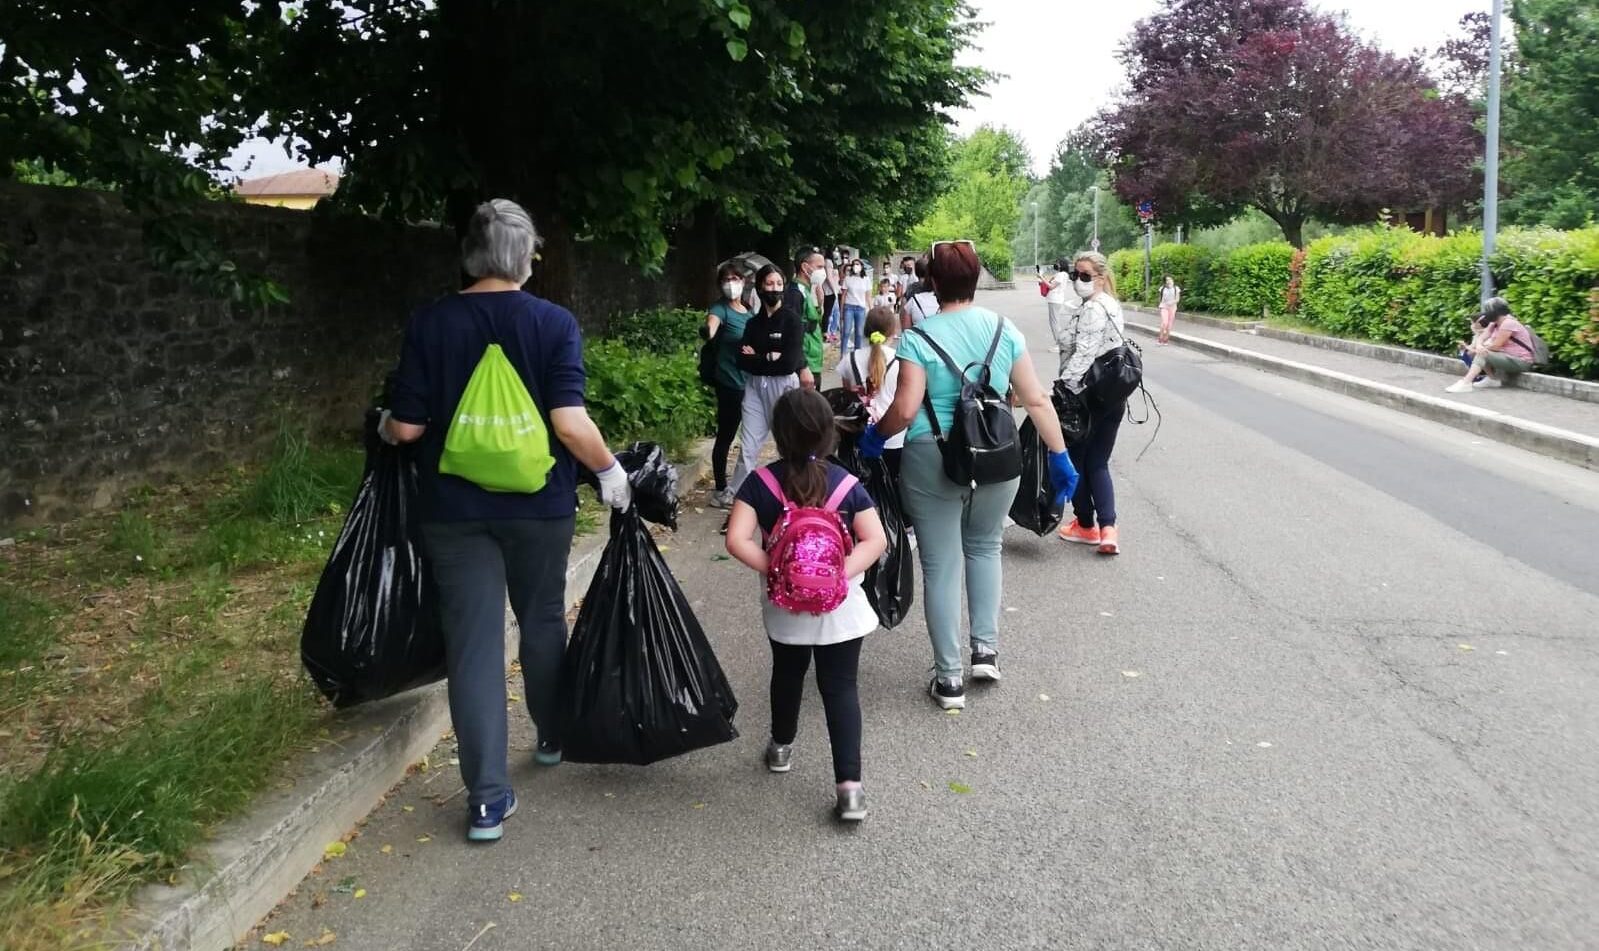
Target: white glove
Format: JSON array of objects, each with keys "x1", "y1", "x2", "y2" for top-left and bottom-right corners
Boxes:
[
  {"x1": 377, "y1": 409, "x2": 398, "y2": 446},
  {"x1": 596, "y1": 461, "x2": 633, "y2": 512}
]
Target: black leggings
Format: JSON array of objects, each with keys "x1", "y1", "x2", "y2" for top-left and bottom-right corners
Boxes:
[
  {"x1": 769, "y1": 637, "x2": 863, "y2": 783},
  {"x1": 711, "y1": 384, "x2": 743, "y2": 490}
]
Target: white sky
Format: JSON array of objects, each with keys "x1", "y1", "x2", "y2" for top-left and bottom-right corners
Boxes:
[
  {"x1": 956, "y1": 0, "x2": 1491, "y2": 175},
  {"x1": 231, "y1": 0, "x2": 1491, "y2": 181}
]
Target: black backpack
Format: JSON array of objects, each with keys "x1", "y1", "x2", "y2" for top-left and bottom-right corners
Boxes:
[
  {"x1": 909, "y1": 319, "x2": 1022, "y2": 488},
  {"x1": 1080, "y1": 312, "x2": 1143, "y2": 405}
]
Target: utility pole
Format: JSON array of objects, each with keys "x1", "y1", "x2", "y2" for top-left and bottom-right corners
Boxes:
[
  {"x1": 1144, "y1": 224, "x2": 1152, "y2": 298},
  {"x1": 1089, "y1": 186, "x2": 1100, "y2": 252},
  {"x1": 1481, "y1": 0, "x2": 1504, "y2": 303},
  {"x1": 1030, "y1": 201, "x2": 1039, "y2": 271}
]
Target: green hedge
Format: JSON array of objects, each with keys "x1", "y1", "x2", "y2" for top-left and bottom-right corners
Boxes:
[
  {"x1": 1111, "y1": 228, "x2": 1599, "y2": 378},
  {"x1": 1300, "y1": 227, "x2": 1599, "y2": 378},
  {"x1": 584, "y1": 308, "x2": 714, "y2": 455}
]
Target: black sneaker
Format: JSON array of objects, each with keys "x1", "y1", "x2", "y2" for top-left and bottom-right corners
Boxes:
[
  {"x1": 970, "y1": 651, "x2": 1001, "y2": 683},
  {"x1": 719, "y1": 515, "x2": 730, "y2": 536},
  {"x1": 533, "y1": 738, "x2": 562, "y2": 767},
  {"x1": 929, "y1": 676, "x2": 965, "y2": 710}
]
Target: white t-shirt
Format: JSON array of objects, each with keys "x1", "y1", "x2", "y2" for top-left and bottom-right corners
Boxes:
[
  {"x1": 843, "y1": 274, "x2": 871, "y2": 308},
  {"x1": 1045, "y1": 271, "x2": 1073, "y2": 304},
  {"x1": 1160, "y1": 284, "x2": 1180, "y2": 307},
  {"x1": 870, "y1": 292, "x2": 896, "y2": 310},
  {"x1": 837, "y1": 345, "x2": 906, "y2": 450},
  {"x1": 903, "y1": 290, "x2": 939, "y2": 326}
]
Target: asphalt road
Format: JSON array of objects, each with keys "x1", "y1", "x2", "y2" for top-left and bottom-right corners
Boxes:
[{"x1": 256, "y1": 287, "x2": 1599, "y2": 951}]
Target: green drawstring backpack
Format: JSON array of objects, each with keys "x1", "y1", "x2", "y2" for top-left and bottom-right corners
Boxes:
[{"x1": 438, "y1": 335, "x2": 555, "y2": 493}]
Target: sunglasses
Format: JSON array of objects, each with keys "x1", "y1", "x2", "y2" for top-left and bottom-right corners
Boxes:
[{"x1": 1069, "y1": 269, "x2": 1096, "y2": 283}]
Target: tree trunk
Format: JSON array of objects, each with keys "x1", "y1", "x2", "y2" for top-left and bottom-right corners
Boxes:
[{"x1": 1261, "y1": 207, "x2": 1306, "y2": 248}]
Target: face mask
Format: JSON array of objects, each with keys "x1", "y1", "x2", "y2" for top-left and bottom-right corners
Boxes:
[
  {"x1": 1073, "y1": 278, "x2": 1097, "y2": 300},
  {"x1": 758, "y1": 289, "x2": 784, "y2": 307},
  {"x1": 809, "y1": 268, "x2": 826, "y2": 286},
  {"x1": 721, "y1": 281, "x2": 743, "y2": 301}
]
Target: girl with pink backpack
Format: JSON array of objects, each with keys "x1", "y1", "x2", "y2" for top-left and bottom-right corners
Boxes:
[{"x1": 724, "y1": 388, "x2": 887, "y2": 822}]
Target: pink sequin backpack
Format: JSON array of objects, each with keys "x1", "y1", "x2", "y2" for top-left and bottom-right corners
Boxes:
[{"x1": 754, "y1": 467, "x2": 857, "y2": 615}]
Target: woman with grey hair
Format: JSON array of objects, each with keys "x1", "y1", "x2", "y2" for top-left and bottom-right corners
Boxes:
[{"x1": 381, "y1": 198, "x2": 632, "y2": 843}]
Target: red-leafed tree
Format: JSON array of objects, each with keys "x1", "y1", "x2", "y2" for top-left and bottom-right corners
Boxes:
[{"x1": 1091, "y1": 0, "x2": 1480, "y2": 247}]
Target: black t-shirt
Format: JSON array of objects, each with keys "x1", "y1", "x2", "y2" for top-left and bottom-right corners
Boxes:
[{"x1": 734, "y1": 462, "x2": 875, "y2": 538}]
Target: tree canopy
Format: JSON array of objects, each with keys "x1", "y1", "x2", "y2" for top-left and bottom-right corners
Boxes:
[
  {"x1": 1091, "y1": 0, "x2": 1480, "y2": 247},
  {"x1": 910, "y1": 125, "x2": 1031, "y2": 279},
  {"x1": 1, "y1": 0, "x2": 987, "y2": 291},
  {"x1": 1501, "y1": 0, "x2": 1599, "y2": 228},
  {"x1": 1012, "y1": 134, "x2": 1141, "y2": 270}
]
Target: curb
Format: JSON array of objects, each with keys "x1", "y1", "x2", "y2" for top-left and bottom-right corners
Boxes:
[
  {"x1": 117, "y1": 438, "x2": 717, "y2": 951},
  {"x1": 1125, "y1": 305, "x2": 1599, "y2": 405},
  {"x1": 1128, "y1": 320, "x2": 1599, "y2": 473}
]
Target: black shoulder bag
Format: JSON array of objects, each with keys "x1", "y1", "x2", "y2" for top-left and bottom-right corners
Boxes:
[
  {"x1": 1080, "y1": 310, "x2": 1143, "y2": 406},
  {"x1": 908, "y1": 319, "x2": 1022, "y2": 488}
]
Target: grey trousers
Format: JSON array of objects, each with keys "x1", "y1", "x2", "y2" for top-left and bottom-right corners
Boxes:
[
  {"x1": 730, "y1": 372, "x2": 800, "y2": 493},
  {"x1": 420, "y1": 516, "x2": 575, "y2": 809}
]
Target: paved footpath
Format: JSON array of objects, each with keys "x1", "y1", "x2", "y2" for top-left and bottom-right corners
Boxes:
[
  {"x1": 1126, "y1": 307, "x2": 1599, "y2": 441},
  {"x1": 254, "y1": 288, "x2": 1599, "y2": 951}
]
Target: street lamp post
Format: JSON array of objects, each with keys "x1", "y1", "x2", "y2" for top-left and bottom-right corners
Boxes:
[
  {"x1": 1089, "y1": 186, "x2": 1100, "y2": 252},
  {"x1": 1030, "y1": 201, "x2": 1039, "y2": 271},
  {"x1": 1480, "y1": 0, "x2": 1504, "y2": 303}
]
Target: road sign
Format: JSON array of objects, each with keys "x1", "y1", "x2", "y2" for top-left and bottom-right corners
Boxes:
[
  {"x1": 1090, "y1": 238, "x2": 1101, "y2": 252},
  {"x1": 1136, "y1": 199, "x2": 1155, "y2": 223}
]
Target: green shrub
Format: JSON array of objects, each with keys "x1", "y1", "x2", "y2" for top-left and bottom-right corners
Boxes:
[
  {"x1": 1212, "y1": 242, "x2": 1294, "y2": 318},
  {"x1": 583, "y1": 338, "x2": 713, "y2": 455},
  {"x1": 604, "y1": 306, "x2": 705, "y2": 353}
]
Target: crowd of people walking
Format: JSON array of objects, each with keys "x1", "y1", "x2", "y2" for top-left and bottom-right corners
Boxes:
[{"x1": 380, "y1": 199, "x2": 1133, "y2": 837}]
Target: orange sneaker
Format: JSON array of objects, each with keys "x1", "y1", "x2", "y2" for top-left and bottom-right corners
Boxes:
[
  {"x1": 1058, "y1": 519, "x2": 1101, "y2": 545},
  {"x1": 1097, "y1": 525, "x2": 1120, "y2": 555}
]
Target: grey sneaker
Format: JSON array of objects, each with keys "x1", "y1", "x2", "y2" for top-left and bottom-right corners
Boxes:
[
  {"x1": 835, "y1": 785, "x2": 867, "y2": 822},
  {"x1": 765, "y1": 740, "x2": 793, "y2": 773},
  {"x1": 708, "y1": 488, "x2": 735, "y2": 509}
]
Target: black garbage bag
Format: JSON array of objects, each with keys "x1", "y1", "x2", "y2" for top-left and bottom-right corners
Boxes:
[
  {"x1": 1052, "y1": 379, "x2": 1093, "y2": 444},
  {"x1": 558, "y1": 508, "x2": 739, "y2": 765},
  {"x1": 301, "y1": 415, "x2": 445, "y2": 707},
  {"x1": 860, "y1": 454, "x2": 915, "y2": 628},
  {"x1": 1009, "y1": 417, "x2": 1065, "y2": 536},
  {"x1": 827, "y1": 388, "x2": 870, "y2": 479},
  {"x1": 580, "y1": 441, "x2": 681, "y2": 530}
]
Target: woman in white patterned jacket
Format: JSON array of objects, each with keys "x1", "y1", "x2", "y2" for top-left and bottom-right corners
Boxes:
[{"x1": 1050, "y1": 251, "x2": 1129, "y2": 556}]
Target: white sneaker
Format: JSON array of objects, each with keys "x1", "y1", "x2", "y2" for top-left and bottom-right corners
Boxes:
[
  {"x1": 1473, "y1": 377, "x2": 1503, "y2": 389},
  {"x1": 1444, "y1": 381, "x2": 1475, "y2": 394}
]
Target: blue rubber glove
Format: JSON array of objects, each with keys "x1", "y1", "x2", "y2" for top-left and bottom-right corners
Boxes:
[
  {"x1": 1048, "y1": 449, "x2": 1079, "y2": 506},
  {"x1": 858, "y1": 423, "x2": 888, "y2": 460}
]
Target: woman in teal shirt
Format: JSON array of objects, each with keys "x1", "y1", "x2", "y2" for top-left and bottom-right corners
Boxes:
[
  {"x1": 858, "y1": 242, "x2": 1075, "y2": 710},
  {"x1": 705, "y1": 263, "x2": 752, "y2": 508}
]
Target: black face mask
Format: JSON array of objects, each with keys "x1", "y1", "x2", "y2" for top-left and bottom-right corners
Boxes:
[{"x1": 758, "y1": 289, "x2": 784, "y2": 307}]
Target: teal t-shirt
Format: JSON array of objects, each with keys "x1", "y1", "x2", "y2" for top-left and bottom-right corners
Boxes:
[
  {"x1": 896, "y1": 305, "x2": 1026, "y2": 443},
  {"x1": 709, "y1": 301, "x2": 750, "y2": 390}
]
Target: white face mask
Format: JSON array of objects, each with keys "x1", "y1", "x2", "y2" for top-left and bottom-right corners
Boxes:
[
  {"x1": 1073, "y1": 277, "x2": 1097, "y2": 300},
  {"x1": 808, "y1": 267, "x2": 827, "y2": 286},
  {"x1": 721, "y1": 280, "x2": 744, "y2": 301}
]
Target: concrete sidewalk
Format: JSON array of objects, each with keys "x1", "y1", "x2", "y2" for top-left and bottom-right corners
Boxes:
[{"x1": 1123, "y1": 306, "x2": 1599, "y2": 471}]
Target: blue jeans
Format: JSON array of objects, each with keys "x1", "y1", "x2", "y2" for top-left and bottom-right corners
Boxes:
[
  {"x1": 899, "y1": 438, "x2": 1019, "y2": 679},
  {"x1": 841, "y1": 304, "x2": 866, "y2": 353},
  {"x1": 1069, "y1": 398, "x2": 1124, "y2": 528}
]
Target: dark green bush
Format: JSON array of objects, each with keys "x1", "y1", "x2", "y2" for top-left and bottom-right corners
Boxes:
[
  {"x1": 583, "y1": 338, "x2": 713, "y2": 455},
  {"x1": 604, "y1": 306, "x2": 705, "y2": 354},
  {"x1": 1213, "y1": 243, "x2": 1294, "y2": 318}
]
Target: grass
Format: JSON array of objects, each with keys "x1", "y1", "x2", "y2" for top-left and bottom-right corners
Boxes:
[{"x1": 0, "y1": 421, "x2": 361, "y2": 950}]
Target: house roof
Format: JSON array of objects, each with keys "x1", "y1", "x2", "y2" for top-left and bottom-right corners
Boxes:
[{"x1": 235, "y1": 168, "x2": 340, "y2": 198}]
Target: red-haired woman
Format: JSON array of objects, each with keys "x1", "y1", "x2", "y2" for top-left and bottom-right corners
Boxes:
[{"x1": 856, "y1": 242, "x2": 1077, "y2": 711}]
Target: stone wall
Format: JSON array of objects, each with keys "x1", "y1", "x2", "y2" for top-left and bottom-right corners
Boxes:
[{"x1": 0, "y1": 183, "x2": 693, "y2": 529}]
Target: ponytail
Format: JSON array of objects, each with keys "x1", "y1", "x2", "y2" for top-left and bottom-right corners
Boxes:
[
  {"x1": 861, "y1": 305, "x2": 900, "y2": 397},
  {"x1": 770, "y1": 388, "x2": 837, "y2": 508}
]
